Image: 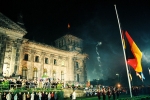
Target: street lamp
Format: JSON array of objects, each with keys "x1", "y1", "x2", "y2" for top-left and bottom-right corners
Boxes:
[
  {"x1": 117, "y1": 83, "x2": 121, "y2": 89},
  {"x1": 97, "y1": 79, "x2": 99, "y2": 85},
  {"x1": 116, "y1": 73, "x2": 119, "y2": 82}
]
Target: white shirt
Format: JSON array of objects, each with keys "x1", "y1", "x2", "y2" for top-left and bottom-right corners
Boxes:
[
  {"x1": 30, "y1": 93, "x2": 34, "y2": 100},
  {"x1": 6, "y1": 93, "x2": 11, "y2": 100},
  {"x1": 72, "y1": 91, "x2": 76, "y2": 100}
]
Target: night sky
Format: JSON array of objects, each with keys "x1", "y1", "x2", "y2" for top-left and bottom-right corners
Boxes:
[{"x1": 0, "y1": 1, "x2": 150, "y2": 85}]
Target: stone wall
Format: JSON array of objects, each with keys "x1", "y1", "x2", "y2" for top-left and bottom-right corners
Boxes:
[{"x1": 63, "y1": 89, "x2": 85, "y2": 98}]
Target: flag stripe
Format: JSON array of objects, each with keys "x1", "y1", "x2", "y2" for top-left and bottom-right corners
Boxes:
[{"x1": 125, "y1": 31, "x2": 142, "y2": 72}]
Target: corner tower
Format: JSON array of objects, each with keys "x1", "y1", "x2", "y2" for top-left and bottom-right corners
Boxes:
[
  {"x1": 0, "y1": 12, "x2": 27, "y2": 77},
  {"x1": 55, "y1": 34, "x2": 83, "y2": 53}
]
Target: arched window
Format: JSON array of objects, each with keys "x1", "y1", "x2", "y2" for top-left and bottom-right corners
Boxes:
[
  {"x1": 35, "y1": 56, "x2": 39, "y2": 62},
  {"x1": 54, "y1": 59, "x2": 57, "y2": 65},
  {"x1": 24, "y1": 54, "x2": 28, "y2": 61},
  {"x1": 75, "y1": 62, "x2": 79, "y2": 68},
  {"x1": 43, "y1": 68, "x2": 47, "y2": 76},
  {"x1": 22, "y1": 66, "x2": 27, "y2": 79},
  {"x1": 33, "y1": 67, "x2": 38, "y2": 80},
  {"x1": 45, "y1": 58, "x2": 49, "y2": 64},
  {"x1": 61, "y1": 71, "x2": 64, "y2": 81}
]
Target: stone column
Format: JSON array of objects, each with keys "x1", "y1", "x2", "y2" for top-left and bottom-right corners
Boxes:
[
  {"x1": 9, "y1": 39, "x2": 17, "y2": 76},
  {"x1": 40, "y1": 52, "x2": 45, "y2": 78},
  {"x1": 69, "y1": 56, "x2": 75, "y2": 82},
  {"x1": 0, "y1": 35, "x2": 7, "y2": 75},
  {"x1": 29, "y1": 49, "x2": 35, "y2": 79},
  {"x1": 81, "y1": 59, "x2": 87, "y2": 83},
  {"x1": 18, "y1": 44, "x2": 24, "y2": 75},
  {"x1": 83, "y1": 59, "x2": 87, "y2": 83},
  {"x1": 50, "y1": 54, "x2": 54, "y2": 78},
  {"x1": 14, "y1": 39, "x2": 23, "y2": 75},
  {"x1": 3, "y1": 38, "x2": 13, "y2": 77}
]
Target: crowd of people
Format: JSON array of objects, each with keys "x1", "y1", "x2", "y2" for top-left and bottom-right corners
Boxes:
[
  {"x1": 84, "y1": 86, "x2": 120, "y2": 100},
  {"x1": 0, "y1": 78, "x2": 61, "y2": 90},
  {"x1": 0, "y1": 91, "x2": 58, "y2": 100},
  {"x1": 1, "y1": 78, "x2": 150, "y2": 100},
  {"x1": 0, "y1": 78, "x2": 62, "y2": 100},
  {"x1": 84, "y1": 85, "x2": 150, "y2": 100},
  {"x1": 96, "y1": 87, "x2": 120, "y2": 100}
]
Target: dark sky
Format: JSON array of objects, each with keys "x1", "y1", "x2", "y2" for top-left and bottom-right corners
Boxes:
[{"x1": 1, "y1": 0, "x2": 150, "y2": 85}]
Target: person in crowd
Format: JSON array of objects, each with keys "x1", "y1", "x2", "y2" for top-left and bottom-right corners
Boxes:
[
  {"x1": 47, "y1": 81, "x2": 50, "y2": 89},
  {"x1": 26, "y1": 92, "x2": 30, "y2": 100},
  {"x1": 72, "y1": 90, "x2": 76, "y2": 100},
  {"x1": 34, "y1": 92, "x2": 39, "y2": 100},
  {"x1": 42, "y1": 91, "x2": 46, "y2": 100},
  {"x1": 2, "y1": 92, "x2": 7, "y2": 100},
  {"x1": 132, "y1": 86, "x2": 135, "y2": 96},
  {"x1": 90, "y1": 89, "x2": 93, "y2": 96},
  {"x1": 54, "y1": 92, "x2": 57, "y2": 100},
  {"x1": 23, "y1": 93, "x2": 26, "y2": 100},
  {"x1": 6, "y1": 92, "x2": 12, "y2": 100},
  {"x1": 97, "y1": 89, "x2": 101, "y2": 100},
  {"x1": 116, "y1": 88, "x2": 120, "y2": 99},
  {"x1": 0, "y1": 92, "x2": 2, "y2": 100},
  {"x1": 45, "y1": 92, "x2": 48, "y2": 100},
  {"x1": 38, "y1": 91, "x2": 42, "y2": 100},
  {"x1": 21, "y1": 80, "x2": 26, "y2": 88},
  {"x1": 135, "y1": 86, "x2": 139, "y2": 96},
  {"x1": 30, "y1": 92, "x2": 35, "y2": 100},
  {"x1": 11, "y1": 92, "x2": 14, "y2": 100},
  {"x1": 51, "y1": 92, "x2": 55, "y2": 100},
  {"x1": 14, "y1": 93, "x2": 17, "y2": 100},
  {"x1": 112, "y1": 87, "x2": 116, "y2": 100},
  {"x1": 16, "y1": 79, "x2": 22, "y2": 88},
  {"x1": 102, "y1": 87, "x2": 106, "y2": 100},
  {"x1": 48, "y1": 92, "x2": 51, "y2": 100},
  {"x1": 107, "y1": 87, "x2": 111, "y2": 100},
  {"x1": 18, "y1": 92, "x2": 22, "y2": 100}
]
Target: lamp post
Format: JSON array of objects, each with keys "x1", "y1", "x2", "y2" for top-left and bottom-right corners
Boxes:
[
  {"x1": 116, "y1": 73, "x2": 119, "y2": 82},
  {"x1": 97, "y1": 79, "x2": 99, "y2": 85}
]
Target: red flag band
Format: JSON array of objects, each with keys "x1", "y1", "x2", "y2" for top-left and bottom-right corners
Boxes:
[{"x1": 125, "y1": 31, "x2": 142, "y2": 72}]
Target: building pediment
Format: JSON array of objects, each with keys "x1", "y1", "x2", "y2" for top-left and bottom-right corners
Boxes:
[{"x1": 0, "y1": 12, "x2": 27, "y2": 36}]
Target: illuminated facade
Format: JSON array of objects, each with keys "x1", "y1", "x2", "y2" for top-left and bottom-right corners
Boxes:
[{"x1": 0, "y1": 12, "x2": 87, "y2": 83}]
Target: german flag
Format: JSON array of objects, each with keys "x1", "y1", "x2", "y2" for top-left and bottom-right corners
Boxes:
[
  {"x1": 68, "y1": 23, "x2": 70, "y2": 29},
  {"x1": 125, "y1": 31, "x2": 142, "y2": 73}
]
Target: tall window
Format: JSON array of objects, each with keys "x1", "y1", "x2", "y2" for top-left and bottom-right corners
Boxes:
[
  {"x1": 75, "y1": 62, "x2": 79, "y2": 68},
  {"x1": 45, "y1": 58, "x2": 49, "y2": 64},
  {"x1": 22, "y1": 66, "x2": 27, "y2": 79},
  {"x1": 35, "y1": 56, "x2": 39, "y2": 62},
  {"x1": 54, "y1": 59, "x2": 57, "y2": 65},
  {"x1": 61, "y1": 71, "x2": 64, "y2": 81},
  {"x1": 77, "y1": 74, "x2": 79, "y2": 82},
  {"x1": 33, "y1": 67, "x2": 38, "y2": 80},
  {"x1": 24, "y1": 54, "x2": 28, "y2": 61}
]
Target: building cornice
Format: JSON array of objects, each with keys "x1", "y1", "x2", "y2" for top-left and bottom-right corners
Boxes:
[
  {"x1": 0, "y1": 12, "x2": 27, "y2": 35},
  {"x1": 23, "y1": 40, "x2": 70, "y2": 53},
  {"x1": 0, "y1": 27, "x2": 25, "y2": 39}
]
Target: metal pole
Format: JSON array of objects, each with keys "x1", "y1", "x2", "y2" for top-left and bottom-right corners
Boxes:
[{"x1": 114, "y1": 4, "x2": 132, "y2": 98}]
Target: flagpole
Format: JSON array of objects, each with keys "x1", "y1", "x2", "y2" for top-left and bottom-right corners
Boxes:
[{"x1": 114, "y1": 5, "x2": 132, "y2": 98}]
